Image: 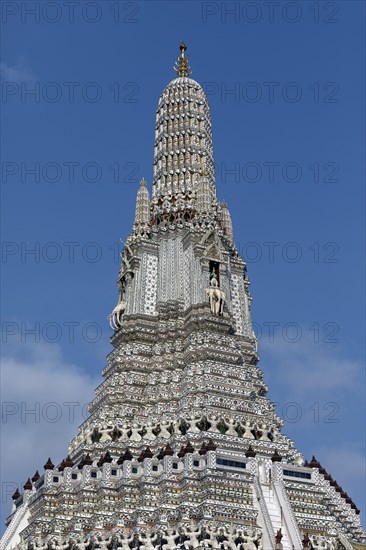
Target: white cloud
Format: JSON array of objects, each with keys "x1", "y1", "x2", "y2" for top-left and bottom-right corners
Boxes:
[
  {"x1": 260, "y1": 332, "x2": 363, "y2": 398},
  {"x1": 0, "y1": 60, "x2": 36, "y2": 83},
  {"x1": 0, "y1": 343, "x2": 99, "y2": 529}
]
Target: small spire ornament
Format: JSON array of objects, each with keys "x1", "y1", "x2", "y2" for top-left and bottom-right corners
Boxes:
[
  {"x1": 174, "y1": 41, "x2": 192, "y2": 77},
  {"x1": 134, "y1": 177, "x2": 150, "y2": 225},
  {"x1": 221, "y1": 200, "x2": 234, "y2": 241}
]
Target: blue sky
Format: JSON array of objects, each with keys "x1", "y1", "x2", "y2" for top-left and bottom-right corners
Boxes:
[{"x1": 1, "y1": 0, "x2": 365, "y2": 533}]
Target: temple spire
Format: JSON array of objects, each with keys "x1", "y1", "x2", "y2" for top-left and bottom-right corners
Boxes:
[
  {"x1": 221, "y1": 201, "x2": 234, "y2": 241},
  {"x1": 4, "y1": 43, "x2": 364, "y2": 550},
  {"x1": 134, "y1": 178, "x2": 150, "y2": 225},
  {"x1": 174, "y1": 41, "x2": 192, "y2": 77},
  {"x1": 153, "y1": 46, "x2": 215, "y2": 202}
]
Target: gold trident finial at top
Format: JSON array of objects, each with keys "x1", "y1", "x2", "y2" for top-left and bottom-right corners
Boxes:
[{"x1": 174, "y1": 41, "x2": 192, "y2": 77}]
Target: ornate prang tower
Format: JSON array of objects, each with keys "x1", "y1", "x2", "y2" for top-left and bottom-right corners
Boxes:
[{"x1": 2, "y1": 43, "x2": 365, "y2": 550}]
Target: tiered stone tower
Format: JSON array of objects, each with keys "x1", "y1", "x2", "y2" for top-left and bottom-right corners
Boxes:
[{"x1": 2, "y1": 43, "x2": 365, "y2": 550}]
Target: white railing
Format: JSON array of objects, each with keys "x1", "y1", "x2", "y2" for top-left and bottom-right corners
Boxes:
[
  {"x1": 273, "y1": 479, "x2": 302, "y2": 550},
  {"x1": 0, "y1": 504, "x2": 27, "y2": 550},
  {"x1": 338, "y1": 532, "x2": 354, "y2": 550},
  {"x1": 253, "y1": 477, "x2": 275, "y2": 549}
]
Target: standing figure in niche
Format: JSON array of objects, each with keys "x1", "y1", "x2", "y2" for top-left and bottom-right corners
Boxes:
[
  {"x1": 210, "y1": 269, "x2": 219, "y2": 287},
  {"x1": 206, "y1": 269, "x2": 226, "y2": 316}
]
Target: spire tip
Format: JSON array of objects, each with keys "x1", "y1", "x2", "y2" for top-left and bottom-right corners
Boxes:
[{"x1": 174, "y1": 41, "x2": 192, "y2": 78}]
